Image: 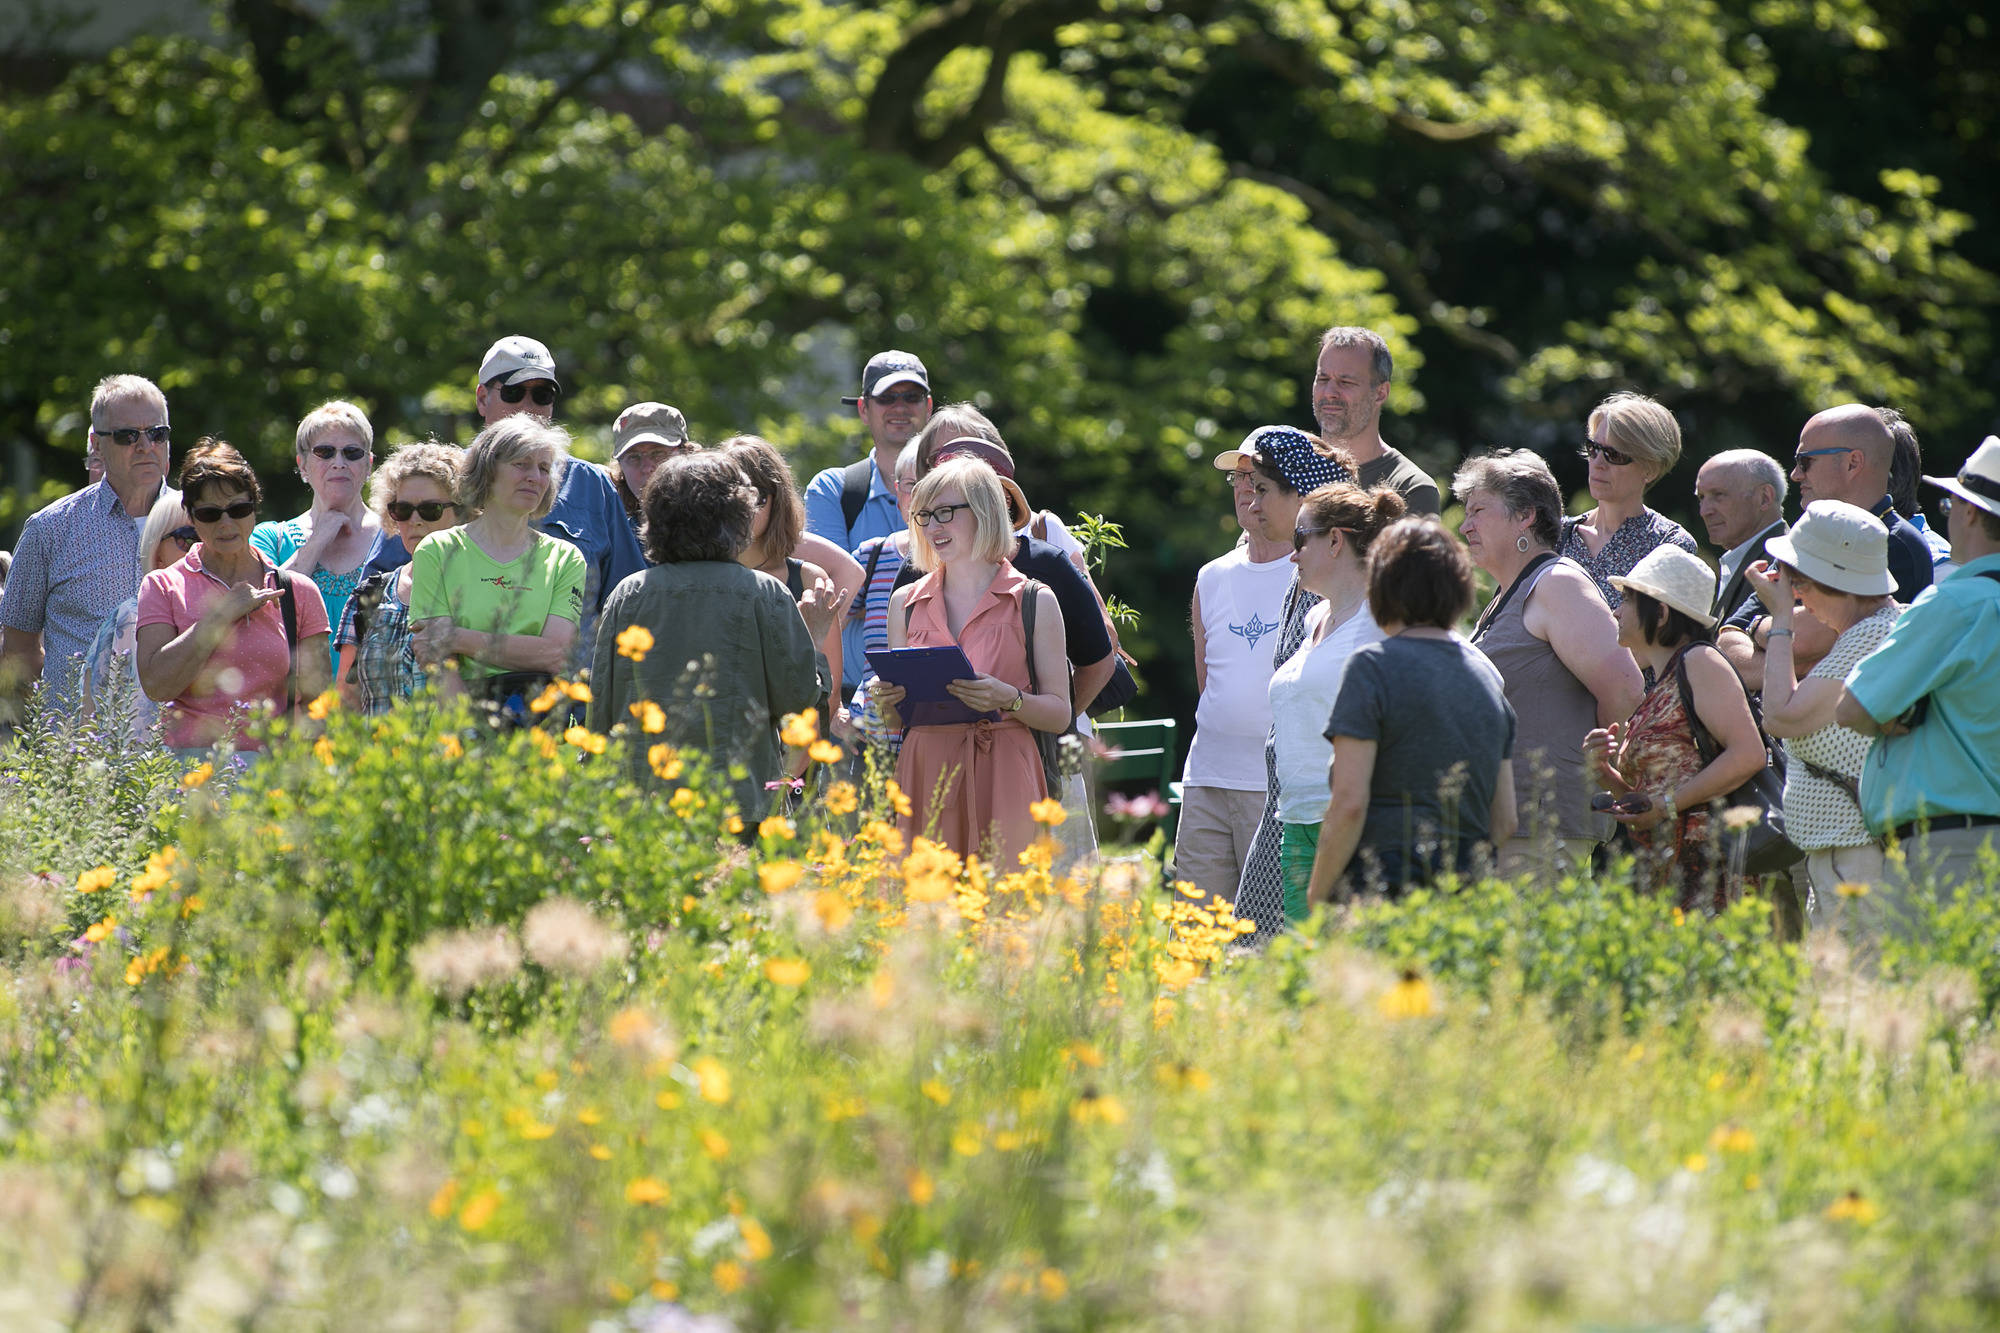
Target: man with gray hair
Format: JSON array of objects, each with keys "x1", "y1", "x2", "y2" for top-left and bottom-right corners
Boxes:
[
  {"x1": 1696, "y1": 448, "x2": 1789, "y2": 622},
  {"x1": 1311, "y1": 326, "x2": 1439, "y2": 515},
  {"x1": 1, "y1": 374, "x2": 178, "y2": 719}
]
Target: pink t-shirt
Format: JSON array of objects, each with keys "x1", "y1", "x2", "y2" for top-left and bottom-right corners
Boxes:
[{"x1": 136, "y1": 546, "x2": 330, "y2": 751}]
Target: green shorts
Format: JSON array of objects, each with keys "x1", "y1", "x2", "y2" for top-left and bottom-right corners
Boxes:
[{"x1": 1279, "y1": 821, "x2": 1319, "y2": 924}]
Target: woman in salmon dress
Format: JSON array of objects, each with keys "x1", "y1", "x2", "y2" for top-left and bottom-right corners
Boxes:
[{"x1": 870, "y1": 457, "x2": 1071, "y2": 867}]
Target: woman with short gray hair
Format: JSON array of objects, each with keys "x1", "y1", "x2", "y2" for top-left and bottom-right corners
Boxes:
[
  {"x1": 1457, "y1": 449, "x2": 1643, "y2": 875},
  {"x1": 409, "y1": 416, "x2": 585, "y2": 719},
  {"x1": 1559, "y1": 391, "x2": 1701, "y2": 607}
]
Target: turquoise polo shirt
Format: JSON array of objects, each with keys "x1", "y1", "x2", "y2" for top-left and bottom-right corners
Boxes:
[{"x1": 1846, "y1": 553, "x2": 2000, "y2": 833}]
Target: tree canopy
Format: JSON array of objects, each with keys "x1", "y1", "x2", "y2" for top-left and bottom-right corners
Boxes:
[{"x1": 4, "y1": 0, "x2": 1994, "y2": 719}]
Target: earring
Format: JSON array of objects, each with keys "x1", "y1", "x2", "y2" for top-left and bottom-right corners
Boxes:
[{"x1": 1516, "y1": 533, "x2": 1531, "y2": 553}]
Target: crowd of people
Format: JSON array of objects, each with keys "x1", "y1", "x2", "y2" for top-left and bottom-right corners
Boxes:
[{"x1": 3, "y1": 324, "x2": 1998, "y2": 948}]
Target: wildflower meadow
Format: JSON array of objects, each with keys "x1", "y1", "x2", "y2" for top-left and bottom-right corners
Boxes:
[{"x1": 5, "y1": 673, "x2": 2000, "y2": 1330}]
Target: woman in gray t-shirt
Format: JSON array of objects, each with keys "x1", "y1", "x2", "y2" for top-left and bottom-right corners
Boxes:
[{"x1": 1307, "y1": 518, "x2": 1518, "y2": 902}]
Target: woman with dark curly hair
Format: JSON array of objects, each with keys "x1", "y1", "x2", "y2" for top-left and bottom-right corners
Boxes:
[{"x1": 588, "y1": 453, "x2": 821, "y2": 818}]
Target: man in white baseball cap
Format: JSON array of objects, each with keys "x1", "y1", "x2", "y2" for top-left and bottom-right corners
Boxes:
[
  {"x1": 1836, "y1": 435, "x2": 2000, "y2": 902},
  {"x1": 473, "y1": 334, "x2": 645, "y2": 673}
]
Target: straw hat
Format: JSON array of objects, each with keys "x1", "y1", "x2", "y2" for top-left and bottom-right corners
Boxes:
[
  {"x1": 1763, "y1": 500, "x2": 1893, "y2": 596},
  {"x1": 1608, "y1": 546, "x2": 1720, "y2": 629},
  {"x1": 1924, "y1": 434, "x2": 2000, "y2": 520}
]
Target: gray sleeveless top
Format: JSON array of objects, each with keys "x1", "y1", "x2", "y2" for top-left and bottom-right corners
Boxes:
[{"x1": 1471, "y1": 556, "x2": 1612, "y2": 843}]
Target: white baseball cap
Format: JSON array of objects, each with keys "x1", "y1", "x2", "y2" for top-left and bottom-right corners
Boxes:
[{"x1": 478, "y1": 335, "x2": 561, "y2": 389}]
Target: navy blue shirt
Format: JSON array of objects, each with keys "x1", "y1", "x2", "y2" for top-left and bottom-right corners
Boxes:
[{"x1": 539, "y1": 459, "x2": 648, "y2": 673}]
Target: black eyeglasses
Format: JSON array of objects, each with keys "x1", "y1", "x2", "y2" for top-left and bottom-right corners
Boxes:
[
  {"x1": 913, "y1": 502, "x2": 971, "y2": 527},
  {"x1": 869, "y1": 388, "x2": 927, "y2": 407},
  {"x1": 92, "y1": 425, "x2": 171, "y2": 448},
  {"x1": 387, "y1": 499, "x2": 459, "y2": 522},
  {"x1": 1792, "y1": 446, "x2": 1850, "y2": 470},
  {"x1": 310, "y1": 444, "x2": 368, "y2": 462},
  {"x1": 167, "y1": 526, "x2": 198, "y2": 546},
  {"x1": 1579, "y1": 440, "x2": 1636, "y2": 467},
  {"x1": 190, "y1": 501, "x2": 256, "y2": 524},
  {"x1": 497, "y1": 381, "x2": 559, "y2": 406}
]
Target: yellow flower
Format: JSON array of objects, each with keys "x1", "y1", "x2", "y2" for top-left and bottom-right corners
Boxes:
[
  {"x1": 1070, "y1": 1089, "x2": 1128, "y2": 1126},
  {"x1": 564, "y1": 725, "x2": 607, "y2": 755},
  {"x1": 1029, "y1": 797, "x2": 1067, "y2": 826},
  {"x1": 779, "y1": 708, "x2": 819, "y2": 748},
  {"x1": 763, "y1": 957, "x2": 811, "y2": 987},
  {"x1": 692, "y1": 1056, "x2": 732, "y2": 1104},
  {"x1": 588, "y1": 1144, "x2": 612, "y2": 1161},
  {"x1": 1155, "y1": 956, "x2": 1202, "y2": 989},
  {"x1": 529, "y1": 682, "x2": 566, "y2": 714},
  {"x1": 427, "y1": 1179, "x2": 459, "y2": 1219},
  {"x1": 759, "y1": 815, "x2": 795, "y2": 842},
  {"x1": 648, "y1": 744, "x2": 683, "y2": 781},
  {"x1": 655, "y1": 1090, "x2": 681, "y2": 1111},
  {"x1": 1155, "y1": 1061, "x2": 1212, "y2": 1092},
  {"x1": 1064, "y1": 1041, "x2": 1104, "y2": 1069},
  {"x1": 628, "y1": 699, "x2": 667, "y2": 734},
  {"x1": 884, "y1": 778, "x2": 913, "y2": 817},
  {"x1": 616, "y1": 624, "x2": 655, "y2": 661},
  {"x1": 312, "y1": 736, "x2": 336, "y2": 766},
  {"x1": 812, "y1": 889, "x2": 854, "y2": 931},
  {"x1": 758, "y1": 861, "x2": 804, "y2": 895},
  {"x1": 518, "y1": 1120, "x2": 556, "y2": 1141},
  {"x1": 669, "y1": 787, "x2": 703, "y2": 816},
  {"x1": 808, "y1": 739, "x2": 843, "y2": 765},
  {"x1": 951, "y1": 1122, "x2": 984, "y2": 1156},
  {"x1": 1683, "y1": 1152, "x2": 1709, "y2": 1173},
  {"x1": 76, "y1": 865, "x2": 116, "y2": 894},
  {"x1": 439, "y1": 733, "x2": 463, "y2": 760},
  {"x1": 561, "y1": 679, "x2": 592, "y2": 703},
  {"x1": 1709, "y1": 1124, "x2": 1756, "y2": 1155},
  {"x1": 712, "y1": 1260, "x2": 746, "y2": 1293},
  {"x1": 920, "y1": 1078, "x2": 952, "y2": 1106},
  {"x1": 725, "y1": 813, "x2": 745, "y2": 834},
  {"x1": 1836, "y1": 880, "x2": 1871, "y2": 898},
  {"x1": 1378, "y1": 970, "x2": 1438, "y2": 1020},
  {"x1": 306, "y1": 689, "x2": 339, "y2": 721},
  {"x1": 824, "y1": 781, "x2": 859, "y2": 815},
  {"x1": 84, "y1": 915, "x2": 117, "y2": 944},
  {"x1": 738, "y1": 1216, "x2": 773, "y2": 1261},
  {"x1": 700, "y1": 1128, "x2": 732, "y2": 1160},
  {"x1": 650, "y1": 1281, "x2": 679, "y2": 1302},
  {"x1": 577, "y1": 1106, "x2": 603, "y2": 1126},
  {"x1": 1038, "y1": 1268, "x2": 1069, "y2": 1301},
  {"x1": 625, "y1": 1177, "x2": 670, "y2": 1206},
  {"x1": 178, "y1": 762, "x2": 214, "y2": 790},
  {"x1": 906, "y1": 1168, "x2": 935, "y2": 1205},
  {"x1": 458, "y1": 1188, "x2": 501, "y2": 1231},
  {"x1": 1825, "y1": 1190, "x2": 1879, "y2": 1223}
]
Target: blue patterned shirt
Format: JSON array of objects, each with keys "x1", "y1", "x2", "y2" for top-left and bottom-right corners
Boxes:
[{"x1": 1, "y1": 480, "x2": 170, "y2": 711}]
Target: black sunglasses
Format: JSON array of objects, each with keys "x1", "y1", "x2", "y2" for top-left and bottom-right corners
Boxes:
[
  {"x1": 1579, "y1": 440, "x2": 1636, "y2": 466},
  {"x1": 93, "y1": 425, "x2": 171, "y2": 448},
  {"x1": 1292, "y1": 524, "x2": 1354, "y2": 551},
  {"x1": 310, "y1": 443, "x2": 368, "y2": 462},
  {"x1": 497, "y1": 381, "x2": 559, "y2": 406},
  {"x1": 387, "y1": 499, "x2": 458, "y2": 522},
  {"x1": 167, "y1": 525, "x2": 198, "y2": 545},
  {"x1": 870, "y1": 388, "x2": 927, "y2": 407},
  {"x1": 190, "y1": 501, "x2": 256, "y2": 524}
]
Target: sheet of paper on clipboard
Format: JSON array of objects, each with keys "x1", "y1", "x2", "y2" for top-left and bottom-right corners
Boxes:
[{"x1": 865, "y1": 646, "x2": 1001, "y2": 727}]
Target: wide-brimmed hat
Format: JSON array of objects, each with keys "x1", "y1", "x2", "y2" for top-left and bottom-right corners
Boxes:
[
  {"x1": 1924, "y1": 434, "x2": 2000, "y2": 520},
  {"x1": 928, "y1": 435, "x2": 1031, "y2": 529},
  {"x1": 840, "y1": 350, "x2": 930, "y2": 406},
  {"x1": 611, "y1": 402, "x2": 690, "y2": 459},
  {"x1": 1211, "y1": 425, "x2": 1352, "y2": 495},
  {"x1": 477, "y1": 335, "x2": 560, "y2": 389},
  {"x1": 1764, "y1": 500, "x2": 1893, "y2": 596},
  {"x1": 1609, "y1": 546, "x2": 1721, "y2": 629}
]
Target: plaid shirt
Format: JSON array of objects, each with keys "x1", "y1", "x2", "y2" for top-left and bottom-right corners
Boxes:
[
  {"x1": 1, "y1": 480, "x2": 169, "y2": 711},
  {"x1": 336, "y1": 571, "x2": 424, "y2": 714}
]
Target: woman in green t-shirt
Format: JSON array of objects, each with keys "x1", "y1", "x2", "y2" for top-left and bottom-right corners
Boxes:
[{"x1": 410, "y1": 416, "x2": 586, "y2": 709}]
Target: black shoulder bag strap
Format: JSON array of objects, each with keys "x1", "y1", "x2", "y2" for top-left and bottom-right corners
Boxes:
[
  {"x1": 839, "y1": 457, "x2": 874, "y2": 537},
  {"x1": 277, "y1": 571, "x2": 301, "y2": 713},
  {"x1": 1471, "y1": 551, "x2": 1558, "y2": 643}
]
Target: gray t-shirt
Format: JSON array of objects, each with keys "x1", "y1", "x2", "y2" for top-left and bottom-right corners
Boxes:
[
  {"x1": 1356, "y1": 446, "x2": 1440, "y2": 516},
  {"x1": 1324, "y1": 633, "x2": 1515, "y2": 892}
]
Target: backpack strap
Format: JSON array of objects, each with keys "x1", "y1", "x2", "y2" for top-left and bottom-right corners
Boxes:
[
  {"x1": 854, "y1": 540, "x2": 886, "y2": 624},
  {"x1": 276, "y1": 570, "x2": 301, "y2": 713},
  {"x1": 839, "y1": 457, "x2": 874, "y2": 537},
  {"x1": 1020, "y1": 578, "x2": 1040, "y2": 696}
]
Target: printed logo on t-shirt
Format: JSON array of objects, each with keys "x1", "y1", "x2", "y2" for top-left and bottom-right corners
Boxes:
[
  {"x1": 1229, "y1": 611, "x2": 1278, "y2": 651},
  {"x1": 480, "y1": 574, "x2": 525, "y2": 592}
]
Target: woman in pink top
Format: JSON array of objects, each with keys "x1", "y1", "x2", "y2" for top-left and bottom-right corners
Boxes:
[
  {"x1": 870, "y1": 458, "x2": 1069, "y2": 866},
  {"x1": 136, "y1": 440, "x2": 331, "y2": 762}
]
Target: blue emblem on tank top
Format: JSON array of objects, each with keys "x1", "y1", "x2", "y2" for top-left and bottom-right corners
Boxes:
[{"x1": 1229, "y1": 612, "x2": 1277, "y2": 650}]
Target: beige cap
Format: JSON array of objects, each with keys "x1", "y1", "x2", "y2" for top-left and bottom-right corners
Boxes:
[
  {"x1": 1609, "y1": 546, "x2": 1721, "y2": 629},
  {"x1": 1764, "y1": 500, "x2": 1893, "y2": 596},
  {"x1": 612, "y1": 401, "x2": 690, "y2": 459}
]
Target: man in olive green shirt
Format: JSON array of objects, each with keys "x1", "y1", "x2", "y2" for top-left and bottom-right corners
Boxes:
[{"x1": 1310, "y1": 326, "x2": 1440, "y2": 516}]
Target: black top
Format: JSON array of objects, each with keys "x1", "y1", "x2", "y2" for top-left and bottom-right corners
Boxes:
[{"x1": 892, "y1": 536, "x2": 1116, "y2": 669}]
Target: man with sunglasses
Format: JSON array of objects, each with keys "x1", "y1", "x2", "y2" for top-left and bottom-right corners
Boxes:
[
  {"x1": 474, "y1": 335, "x2": 645, "y2": 675},
  {"x1": 1722, "y1": 405, "x2": 1933, "y2": 690},
  {"x1": 805, "y1": 349, "x2": 933, "y2": 690},
  {"x1": 2, "y1": 374, "x2": 179, "y2": 719}
]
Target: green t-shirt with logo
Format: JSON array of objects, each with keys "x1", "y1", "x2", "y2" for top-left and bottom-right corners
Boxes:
[{"x1": 408, "y1": 528, "x2": 587, "y2": 679}]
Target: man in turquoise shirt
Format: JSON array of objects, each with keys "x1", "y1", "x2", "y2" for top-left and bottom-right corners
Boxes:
[{"x1": 1837, "y1": 435, "x2": 2000, "y2": 903}]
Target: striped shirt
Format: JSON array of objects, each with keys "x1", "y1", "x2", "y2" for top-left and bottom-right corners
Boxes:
[
  {"x1": 845, "y1": 533, "x2": 911, "y2": 749},
  {"x1": 1, "y1": 480, "x2": 169, "y2": 711}
]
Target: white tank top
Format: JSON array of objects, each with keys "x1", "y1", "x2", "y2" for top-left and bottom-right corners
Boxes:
[{"x1": 1183, "y1": 545, "x2": 1297, "y2": 789}]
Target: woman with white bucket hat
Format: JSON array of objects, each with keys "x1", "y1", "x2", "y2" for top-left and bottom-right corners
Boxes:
[{"x1": 1742, "y1": 501, "x2": 1900, "y2": 916}]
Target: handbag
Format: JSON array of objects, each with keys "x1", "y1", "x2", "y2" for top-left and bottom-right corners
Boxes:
[
  {"x1": 1019, "y1": 579, "x2": 1079, "y2": 793},
  {"x1": 1670, "y1": 647, "x2": 1801, "y2": 877}
]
